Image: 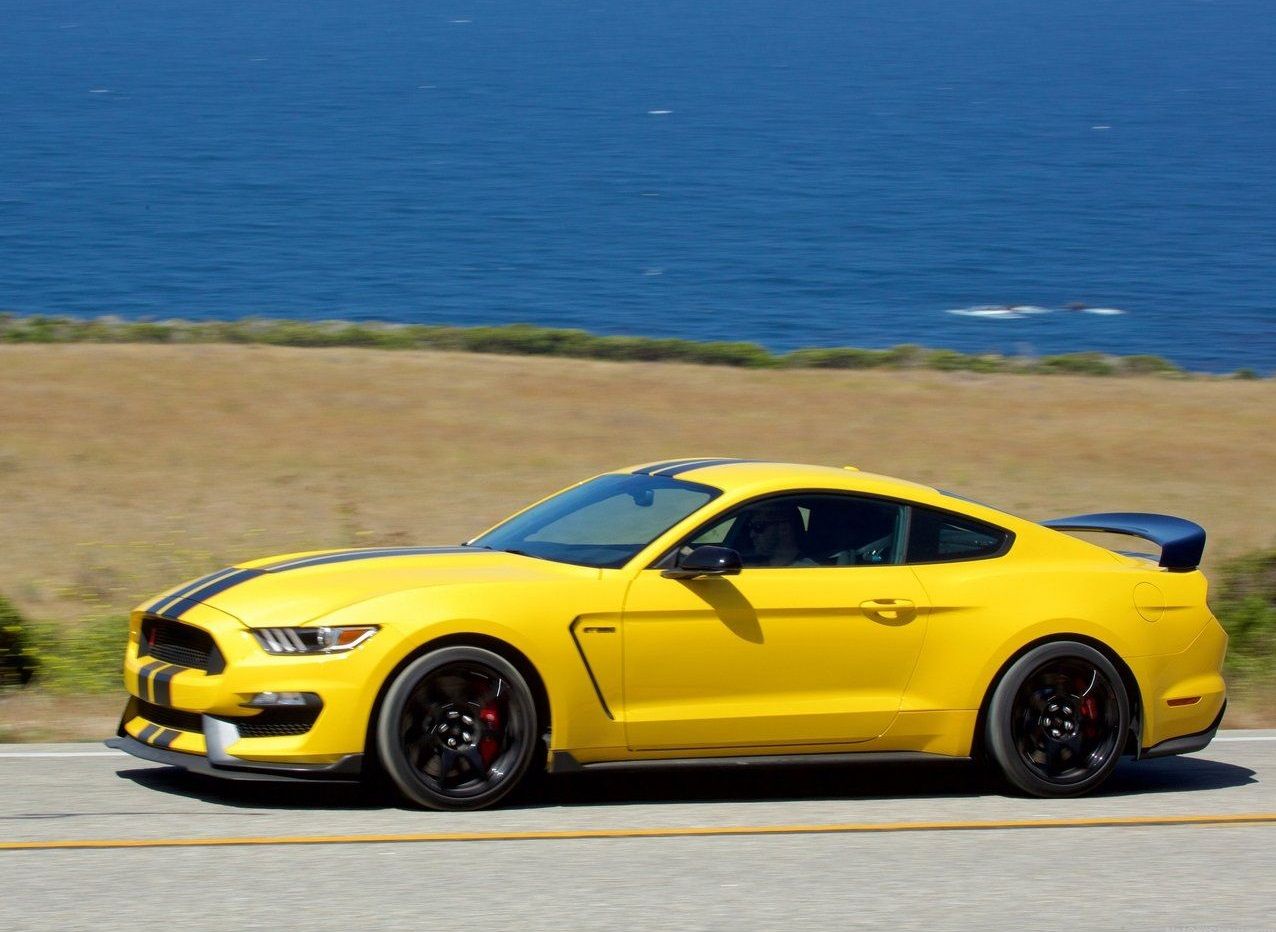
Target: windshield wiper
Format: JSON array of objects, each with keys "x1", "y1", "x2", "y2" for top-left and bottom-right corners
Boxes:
[{"x1": 462, "y1": 543, "x2": 545, "y2": 561}]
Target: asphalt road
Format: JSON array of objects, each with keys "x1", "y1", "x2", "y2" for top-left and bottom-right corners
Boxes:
[{"x1": 2, "y1": 733, "x2": 1275, "y2": 931}]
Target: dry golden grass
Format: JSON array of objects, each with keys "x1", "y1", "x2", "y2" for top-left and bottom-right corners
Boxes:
[
  {"x1": 3, "y1": 343, "x2": 1274, "y2": 622},
  {"x1": 0, "y1": 692, "x2": 122, "y2": 743},
  {"x1": 2, "y1": 343, "x2": 1274, "y2": 736}
]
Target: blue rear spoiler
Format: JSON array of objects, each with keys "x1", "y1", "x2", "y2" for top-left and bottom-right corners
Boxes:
[{"x1": 1041, "y1": 513, "x2": 1206, "y2": 572}]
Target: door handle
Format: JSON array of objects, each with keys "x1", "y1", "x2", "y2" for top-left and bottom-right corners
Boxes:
[{"x1": 859, "y1": 598, "x2": 915, "y2": 612}]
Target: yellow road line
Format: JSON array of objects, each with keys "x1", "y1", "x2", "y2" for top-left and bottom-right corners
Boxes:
[{"x1": 4, "y1": 812, "x2": 1276, "y2": 852}]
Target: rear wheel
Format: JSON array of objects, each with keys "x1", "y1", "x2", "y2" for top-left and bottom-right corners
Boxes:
[
  {"x1": 985, "y1": 641, "x2": 1130, "y2": 798},
  {"x1": 376, "y1": 646, "x2": 538, "y2": 811}
]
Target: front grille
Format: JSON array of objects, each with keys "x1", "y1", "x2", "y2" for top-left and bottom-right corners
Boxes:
[
  {"x1": 134, "y1": 699, "x2": 320, "y2": 739},
  {"x1": 133, "y1": 701, "x2": 319, "y2": 739},
  {"x1": 140, "y1": 617, "x2": 225, "y2": 674},
  {"x1": 234, "y1": 708, "x2": 320, "y2": 738},
  {"x1": 137, "y1": 699, "x2": 204, "y2": 733}
]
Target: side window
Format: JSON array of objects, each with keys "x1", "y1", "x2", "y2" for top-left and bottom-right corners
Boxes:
[
  {"x1": 685, "y1": 495, "x2": 905, "y2": 568},
  {"x1": 906, "y1": 507, "x2": 1008, "y2": 563},
  {"x1": 690, "y1": 515, "x2": 735, "y2": 546}
]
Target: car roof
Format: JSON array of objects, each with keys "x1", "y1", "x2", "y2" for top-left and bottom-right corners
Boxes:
[
  {"x1": 616, "y1": 458, "x2": 1034, "y2": 533},
  {"x1": 621, "y1": 457, "x2": 939, "y2": 500}
]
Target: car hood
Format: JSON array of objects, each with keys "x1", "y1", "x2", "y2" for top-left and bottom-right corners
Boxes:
[{"x1": 143, "y1": 546, "x2": 593, "y2": 628}]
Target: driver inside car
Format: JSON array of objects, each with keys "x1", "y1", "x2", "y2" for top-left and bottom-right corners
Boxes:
[{"x1": 742, "y1": 503, "x2": 820, "y2": 567}]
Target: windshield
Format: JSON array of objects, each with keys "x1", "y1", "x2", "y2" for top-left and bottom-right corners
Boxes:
[{"x1": 470, "y1": 473, "x2": 720, "y2": 568}]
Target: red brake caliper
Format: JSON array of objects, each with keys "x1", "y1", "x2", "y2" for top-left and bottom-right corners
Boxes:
[
  {"x1": 1079, "y1": 696, "x2": 1099, "y2": 737},
  {"x1": 478, "y1": 704, "x2": 502, "y2": 765}
]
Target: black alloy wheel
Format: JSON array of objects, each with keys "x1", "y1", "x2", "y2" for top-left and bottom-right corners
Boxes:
[
  {"x1": 985, "y1": 641, "x2": 1131, "y2": 798},
  {"x1": 377, "y1": 646, "x2": 539, "y2": 811}
]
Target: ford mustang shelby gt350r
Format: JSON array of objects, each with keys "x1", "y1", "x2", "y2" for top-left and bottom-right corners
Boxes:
[{"x1": 109, "y1": 458, "x2": 1226, "y2": 809}]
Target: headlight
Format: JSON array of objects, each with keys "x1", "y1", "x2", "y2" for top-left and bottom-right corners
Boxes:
[{"x1": 252, "y1": 626, "x2": 378, "y2": 654}]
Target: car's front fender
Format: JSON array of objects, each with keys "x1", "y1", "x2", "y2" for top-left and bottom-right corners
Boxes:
[{"x1": 313, "y1": 580, "x2": 629, "y2": 755}]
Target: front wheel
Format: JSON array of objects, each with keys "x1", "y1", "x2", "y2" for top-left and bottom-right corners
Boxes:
[
  {"x1": 985, "y1": 641, "x2": 1130, "y2": 798},
  {"x1": 376, "y1": 646, "x2": 539, "y2": 811}
]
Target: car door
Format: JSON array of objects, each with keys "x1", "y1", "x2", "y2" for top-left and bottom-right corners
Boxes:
[{"x1": 620, "y1": 494, "x2": 930, "y2": 751}]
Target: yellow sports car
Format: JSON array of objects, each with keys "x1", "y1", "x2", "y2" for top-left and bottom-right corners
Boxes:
[{"x1": 108, "y1": 458, "x2": 1226, "y2": 809}]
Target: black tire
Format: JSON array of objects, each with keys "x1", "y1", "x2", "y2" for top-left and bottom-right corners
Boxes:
[
  {"x1": 985, "y1": 641, "x2": 1130, "y2": 798},
  {"x1": 376, "y1": 646, "x2": 539, "y2": 811}
]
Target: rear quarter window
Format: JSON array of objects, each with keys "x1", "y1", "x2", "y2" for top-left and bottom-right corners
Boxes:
[{"x1": 906, "y1": 507, "x2": 1010, "y2": 563}]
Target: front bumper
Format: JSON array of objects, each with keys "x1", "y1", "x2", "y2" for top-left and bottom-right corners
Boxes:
[{"x1": 114, "y1": 603, "x2": 398, "y2": 779}]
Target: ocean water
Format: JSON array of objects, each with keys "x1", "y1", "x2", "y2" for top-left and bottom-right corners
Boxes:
[{"x1": 2, "y1": 0, "x2": 1274, "y2": 372}]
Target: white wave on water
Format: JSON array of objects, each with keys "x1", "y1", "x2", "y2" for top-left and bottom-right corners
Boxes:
[
  {"x1": 947, "y1": 305, "x2": 1035, "y2": 319},
  {"x1": 948, "y1": 304, "x2": 1127, "y2": 319},
  {"x1": 647, "y1": 109, "x2": 673, "y2": 115}
]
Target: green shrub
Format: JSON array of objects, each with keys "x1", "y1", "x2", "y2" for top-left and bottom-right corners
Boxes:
[
  {"x1": 1034, "y1": 352, "x2": 1117, "y2": 376},
  {"x1": 256, "y1": 320, "x2": 352, "y2": 347},
  {"x1": 3, "y1": 315, "x2": 61, "y2": 343},
  {"x1": 362, "y1": 326, "x2": 421, "y2": 350},
  {"x1": 1121, "y1": 354, "x2": 1182, "y2": 376},
  {"x1": 882, "y1": 344, "x2": 926, "y2": 367},
  {"x1": 0, "y1": 314, "x2": 1235, "y2": 378},
  {"x1": 1212, "y1": 548, "x2": 1276, "y2": 680},
  {"x1": 122, "y1": 322, "x2": 175, "y2": 343},
  {"x1": 924, "y1": 349, "x2": 1009, "y2": 373},
  {"x1": 1, "y1": 592, "x2": 131, "y2": 696},
  {"x1": 589, "y1": 335, "x2": 692, "y2": 362},
  {"x1": 204, "y1": 318, "x2": 262, "y2": 343},
  {"x1": 26, "y1": 615, "x2": 129, "y2": 694},
  {"x1": 783, "y1": 347, "x2": 893, "y2": 369},
  {"x1": 0, "y1": 595, "x2": 37, "y2": 688},
  {"x1": 681, "y1": 340, "x2": 776, "y2": 368}
]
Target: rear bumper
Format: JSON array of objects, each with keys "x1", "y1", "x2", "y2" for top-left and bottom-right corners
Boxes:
[
  {"x1": 106, "y1": 726, "x2": 363, "y2": 782},
  {"x1": 1141, "y1": 700, "x2": 1226, "y2": 760},
  {"x1": 1130, "y1": 618, "x2": 1228, "y2": 750}
]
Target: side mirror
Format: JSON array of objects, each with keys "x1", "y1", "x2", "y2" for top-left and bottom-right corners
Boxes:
[{"x1": 661, "y1": 545, "x2": 743, "y2": 580}]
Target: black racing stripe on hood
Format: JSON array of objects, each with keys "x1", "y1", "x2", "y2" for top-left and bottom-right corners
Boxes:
[
  {"x1": 258, "y1": 547, "x2": 475, "y2": 573},
  {"x1": 147, "y1": 566, "x2": 242, "y2": 615},
  {"x1": 151, "y1": 548, "x2": 477, "y2": 620},
  {"x1": 168, "y1": 569, "x2": 266, "y2": 619}
]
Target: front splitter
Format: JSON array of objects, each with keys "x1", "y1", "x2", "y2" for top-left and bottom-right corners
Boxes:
[{"x1": 106, "y1": 733, "x2": 363, "y2": 782}]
